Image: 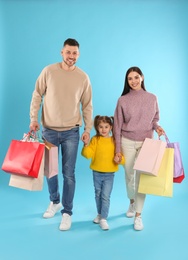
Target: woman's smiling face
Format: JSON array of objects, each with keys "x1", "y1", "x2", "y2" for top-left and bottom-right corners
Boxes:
[{"x1": 127, "y1": 71, "x2": 144, "y2": 91}]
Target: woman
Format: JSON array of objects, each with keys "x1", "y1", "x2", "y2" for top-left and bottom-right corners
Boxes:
[{"x1": 114, "y1": 66, "x2": 164, "y2": 231}]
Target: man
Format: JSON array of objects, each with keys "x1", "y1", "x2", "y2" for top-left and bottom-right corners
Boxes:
[{"x1": 29, "y1": 38, "x2": 93, "y2": 231}]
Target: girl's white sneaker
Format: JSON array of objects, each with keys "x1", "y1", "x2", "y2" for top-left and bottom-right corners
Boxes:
[
  {"x1": 99, "y1": 219, "x2": 109, "y2": 230},
  {"x1": 93, "y1": 214, "x2": 101, "y2": 224}
]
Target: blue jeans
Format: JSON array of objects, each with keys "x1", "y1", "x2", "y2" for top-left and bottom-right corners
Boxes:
[
  {"x1": 42, "y1": 127, "x2": 80, "y2": 216},
  {"x1": 93, "y1": 171, "x2": 114, "y2": 219}
]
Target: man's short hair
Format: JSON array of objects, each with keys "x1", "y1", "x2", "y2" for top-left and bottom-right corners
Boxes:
[{"x1": 63, "y1": 38, "x2": 79, "y2": 48}]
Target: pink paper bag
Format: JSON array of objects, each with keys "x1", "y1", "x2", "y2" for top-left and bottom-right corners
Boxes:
[
  {"x1": 44, "y1": 141, "x2": 58, "y2": 178},
  {"x1": 133, "y1": 138, "x2": 166, "y2": 176}
]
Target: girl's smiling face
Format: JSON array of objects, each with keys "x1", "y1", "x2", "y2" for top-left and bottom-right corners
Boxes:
[
  {"x1": 98, "y1": 122, "x2": 112, "y2": 138},
  {"x1": 127, "y1": 71, "x2": 144, "y2": 91}
]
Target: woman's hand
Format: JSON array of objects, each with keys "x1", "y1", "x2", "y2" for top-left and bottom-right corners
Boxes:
[
  {"x1": 114, "y1": 153, "x2": 122, "y2": 164},
  {"x1": 156, "y1": 126, "x2": 165, "y2": 136}
]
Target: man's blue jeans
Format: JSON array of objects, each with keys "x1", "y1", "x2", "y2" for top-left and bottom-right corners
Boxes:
[
  {"x1": 93, "y1": 171, "x2": 114, "y2": 219},
  {"x1": 42, "y1": 127, "x2": 80, "y2": 216}
]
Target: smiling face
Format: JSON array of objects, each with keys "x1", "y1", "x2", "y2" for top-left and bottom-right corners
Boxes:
[
  {"x1": 61, "y1": 44, "x2": 80, "y2": 69},
  {"x1": 127, "y1": 71, "x2": 144, "y2": 91},
  {"x1": 97, "y1": 122, "x2": 112, "y2": 138}
]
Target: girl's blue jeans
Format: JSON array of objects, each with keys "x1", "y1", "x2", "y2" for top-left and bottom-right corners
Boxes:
[
  {"x1": 93, "y1": 171, "x2": 114, "y2": 219},
  {"x1": 42, "y1": 127, "x2": 79, "y2": 216}
]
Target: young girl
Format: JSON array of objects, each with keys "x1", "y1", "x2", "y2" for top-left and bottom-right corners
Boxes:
[{"x1": 81, "y1": 115, "x2": 125, "y2": 230}]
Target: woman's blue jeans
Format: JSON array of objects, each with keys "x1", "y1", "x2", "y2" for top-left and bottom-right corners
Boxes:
[
  {"x1": 93, "y1": 171, "x2": 114, "y2": 219},
  {"x1": 42, "y1": 127, "x2": 80, "y2": 216}
]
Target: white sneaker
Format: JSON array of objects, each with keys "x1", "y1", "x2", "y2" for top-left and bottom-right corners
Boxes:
[
  {"x1": 134, "y1": 216, "x2": 144, "y2": 231},
  {"x1": 59, "y1": 213, "x2": 72, "y2": 231},
  {"x1": 126, "y1": 202, "x2": 135, "y2": 218},
  {"x1": 43, "y1": 202, "x2": 62, "y2": 218},
  {"x1": 93, "y1": 214, "x2": 101, "y2": 224},
  {"x1": 99, "y1": 219, "x2": 109, "y2": 230}
]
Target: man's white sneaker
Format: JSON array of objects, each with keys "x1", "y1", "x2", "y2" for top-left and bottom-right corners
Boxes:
[
  {"x1": 126, "y1": 202, "x2": 135, "y2": 218},
  {"x1": 134, "y1": 216, "x2": 144, "y2": 231},
  {"x1": 93, "y1": 214, "x2": 101, "y2": 224},
  {"x1": 43, "y1": 202, "x2": 62, "y2": 218},
  {"x1": 59, "y1": 213, "x2": 72, "y2": 231},
  {"x1": 99, "y1": 219, "x2": 109, "y2": 230}
]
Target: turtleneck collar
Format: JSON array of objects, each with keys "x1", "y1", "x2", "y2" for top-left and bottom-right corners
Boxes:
[{"x1": 129, "y1": 88, "x2": 145, "y2": 95}]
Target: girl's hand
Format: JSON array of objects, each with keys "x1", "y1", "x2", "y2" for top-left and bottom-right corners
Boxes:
[{"x1": 81, "y1": 132, "x2": 90, "y2": 145}]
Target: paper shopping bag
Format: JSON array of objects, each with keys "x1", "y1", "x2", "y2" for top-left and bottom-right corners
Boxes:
[
  {"x1": 9, "y1": 154, "x2": 44, "y2": 191},
  {"x1": 44, "y1": 140, "x2": 58, "y2": 178},
  {"x1": 165, "y1": 135, "x2": 184, "y2": 179},
  {"x1": 133, "y1": 138, "x2": 166, "y2": 176},
  {"x1": 138, "y1": 148, "x2": 174, "y2": 197},
  {"x1": 2, "y1": 140, "x2": 45, "y2": 178}
]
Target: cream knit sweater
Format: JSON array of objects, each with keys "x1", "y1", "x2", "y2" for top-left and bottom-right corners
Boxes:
[{"x1": 30, "y1": 63, "x2": 93, "y2": 132}]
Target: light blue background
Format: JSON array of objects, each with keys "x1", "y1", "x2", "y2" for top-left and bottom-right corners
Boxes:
[
  {"x1": 1, "y1": 0, "x2": 187, "y2": 166},
  {"x1": 0, "y1": 1, "x2": 188, "y2": 259}
]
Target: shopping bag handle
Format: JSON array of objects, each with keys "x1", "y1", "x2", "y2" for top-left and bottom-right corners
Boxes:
[
  {"x1": 158, "y1": 133, "x2": 170, "y2": 144},
  {"x1": 22, "y1": 131, "x2": 44, "y2": 143}
]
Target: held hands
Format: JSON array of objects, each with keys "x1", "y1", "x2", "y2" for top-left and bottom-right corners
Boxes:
[
  {"x1": 81, "y1": 132, "x2": 90, "y2": 146},
  {"x1": 114, "y1": 153, "x2": 122, "y2": 164}
]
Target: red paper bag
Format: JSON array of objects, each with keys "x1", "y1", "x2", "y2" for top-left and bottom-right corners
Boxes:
[
  {"x1": 173, "y1": 169, "x2": 185, "y2": 183},
  {"x1": 2, "y1": 140, "x2": 45, "y2": 178},
  {"x1": 44, "y1": 141, "x2": 58, "y2": 178}
]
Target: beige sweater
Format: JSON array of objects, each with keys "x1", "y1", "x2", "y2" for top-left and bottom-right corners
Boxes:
[{"x1": 30, "y1": 63, "x2": 93, "y2": 132}]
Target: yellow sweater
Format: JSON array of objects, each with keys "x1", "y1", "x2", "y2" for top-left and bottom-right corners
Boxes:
[
  {"x1": 30, "y1": 63, "x2": 93, "y2": 132},
  {"x1": 81, "y1": 136, "x2": 125, "y2": 173}
]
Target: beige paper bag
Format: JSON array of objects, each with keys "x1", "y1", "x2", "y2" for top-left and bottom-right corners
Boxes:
[{"x1": 9, "y1": 155, "x2": 44, "y2": 191}]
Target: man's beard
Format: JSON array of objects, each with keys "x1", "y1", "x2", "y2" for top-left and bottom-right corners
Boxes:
[{"x1": 64, "y1": 59, "x2": 76, "y2": 67}]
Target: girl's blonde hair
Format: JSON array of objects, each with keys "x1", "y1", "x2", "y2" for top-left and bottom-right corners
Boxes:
[{"x1": 94, "y1": 115, "x2": 114, "y2": 137}]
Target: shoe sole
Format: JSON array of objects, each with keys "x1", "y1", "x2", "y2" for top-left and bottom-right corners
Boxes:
[
  {"x1": 134, "y1": 227, "x2": 144, "y2": 231},
  {"x1": 100, "y1": 226, "x2": 109, "y2": 230},
  {"x1": 43, "y1": 214, "x2": 55, "y2": 218},
  {"x1": 134, "y1": 224, "x2": 144, "y2": 231},
  {"x1": 59, "y1": 225, "x2": 71, "y2": 231},
  {"x1": 126, "y1": 213, "x2": 135, "y2": 218}
]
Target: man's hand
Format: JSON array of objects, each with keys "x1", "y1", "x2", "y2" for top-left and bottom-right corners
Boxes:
[
  {"x1": 81, "y1": 132, "x2": 90, "y2": 145},
  {"x1": 29, "y1": 121, "x2": 40, "y2": 131}
]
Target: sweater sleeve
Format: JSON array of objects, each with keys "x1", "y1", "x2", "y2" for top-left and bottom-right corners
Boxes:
[
  {"x1": 80, "y1": 75, "x2": 93, "y2": 133},
  {"x1": 152, "y1": 97, "x2": 160, "y2": 130},
  {"x1": 30, "y1": 68, "x2": 47, "y2": 123},
  {"x1": 114, "y1": 99, "x2": 123, "y2": 153},
  {"x1": 81, "y1": 137, "x2": 96, "y2": 159}
]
